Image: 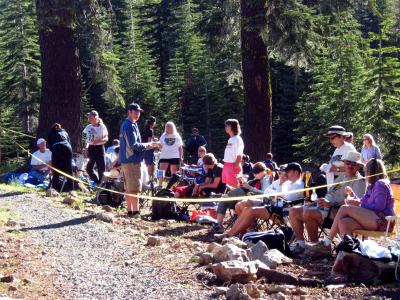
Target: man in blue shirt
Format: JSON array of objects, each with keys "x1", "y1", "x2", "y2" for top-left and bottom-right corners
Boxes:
[{"x1": 119, "y1": 103, "x2": 159, "y2": 217}]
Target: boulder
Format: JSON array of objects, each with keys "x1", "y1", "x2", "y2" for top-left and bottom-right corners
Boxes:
[
  {"x1": 199, "y1": 252, "x2": 214, "y2": 265},
  {"x1": 95, "y1": 212, "x2": 114, "y2": 223},
  {"x1": 248, "y1": 240, "x2": 269, "y2": 260},
  {"x1": 215, "y1": 286, "x2": 229, "y2": 296},
  {"x1": 211, "y1": 260, "x2": 257, "y2": 283},
  {"x1": 102, "y1": 205, "x2": 113, "y2": 212},
  {"x1": 222, "y1": 237, "x2": 248, "y2": 249},
  {"x1": 332, "y1": 251, "x2": 397, "y2": 283},
  {"x1": 62, "y1": 196, "x2": 75, "y2": 205},
  {"x1": 275, "y1": 292, "x2": 287, "y2": 300},
  {"x1": 147, "y1": 235, "x2": 161, "y2": 246},
  {"x1": 212, "y1": 243, "x2": 249, "y2": 263},
  {"x1": 262, "y1": 249, "x2": 292, "y2": 269}
]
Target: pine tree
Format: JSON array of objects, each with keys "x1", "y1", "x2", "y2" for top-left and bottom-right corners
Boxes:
[
  {"x1": 364, "y1": 0, "x2": 400, "y2": 166},
  {"x1": 0, "y1": 0, "x2": 41, "y2": 133},
  {"x1": 294, "y1": 12, "x2": 370, "y2": 166}
]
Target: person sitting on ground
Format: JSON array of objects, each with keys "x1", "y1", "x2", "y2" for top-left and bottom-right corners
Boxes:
[
  {"x1": 210, "y1": 162, "x2": 272, "y2": 234},
  {"x1": 215, "y1": 163, "x2": 304, "y2": 239},
  {"x1": 289, "y1": 151, "x2": 366, "y2": 255},
  {"x1": 360, "y1": 133, "x2": 382, "y2": 164},
  {"x1": 106, "y1": 139, "x2": 120, "y2": 170},
  {"x1": 241, "y1": 154, "x2": 253, "y2": 179},
  {"x1": 30, "y1": 138, "x2": 52, "y2": 182},
  {"x1": 197, "y1": 146, "x2": 207, "y2": 168},
  {"x1": 192, "y1": 153, "x2": 226, "y2": 197},
  {"x1": 311, "y1": 158, "x2": 395, "y2": 255},
  {"x1": 320, "y1": 125, "x2": 356, "y2": 185},
  {"x1": 264, "y1": 152, "x2": 278, "y2": 172}
]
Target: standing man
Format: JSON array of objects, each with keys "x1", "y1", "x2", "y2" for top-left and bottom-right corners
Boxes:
[
  {"x1": 119, "y1": 103, "x2": 158, "y2": 217},
  {"x1": 186, "y1": 128, "x2": 207, "y2": 164}
]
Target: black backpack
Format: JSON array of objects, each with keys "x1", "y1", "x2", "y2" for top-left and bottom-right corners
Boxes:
[
  {"x1": 242, "y1": 227, "x2": 293, "y2": 257},
  {"x1": 95, "y1": 181, "x2": 124, "y2": 207},
  {"x1": 151, "y1": 189, "x2": 179, "y2": 220}
]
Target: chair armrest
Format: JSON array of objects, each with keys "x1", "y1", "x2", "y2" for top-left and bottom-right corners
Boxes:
[{"x1": 385, "y1": 216, "x2": 399, "y2": 222}]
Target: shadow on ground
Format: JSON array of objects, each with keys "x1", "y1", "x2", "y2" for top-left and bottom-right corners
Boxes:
[{"x1": 14, "y1": 215, "x2": 96, "y2": 232}]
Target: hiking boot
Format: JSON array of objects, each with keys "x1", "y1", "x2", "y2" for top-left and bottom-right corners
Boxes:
[
  {"x1": 209, "y1": 223, "x2": 224, "y2": 234},
  {"x1": 308, "y1": 241, "x2": 332, "y2": 258},
  {"x1": 290, "y1": 242, "x2": 305, "y2": 256}
]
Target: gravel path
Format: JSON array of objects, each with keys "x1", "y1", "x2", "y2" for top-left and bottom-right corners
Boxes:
[{"x1": 0, "y1": 191, "x2": 212, "y2": 300}]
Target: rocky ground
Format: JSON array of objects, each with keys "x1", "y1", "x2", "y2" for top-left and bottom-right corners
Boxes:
[{"x1": 0, "y1": 188, "x2": 399, "y2": 300}]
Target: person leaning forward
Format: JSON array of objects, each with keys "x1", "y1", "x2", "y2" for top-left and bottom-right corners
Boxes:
[{"x1": 119, "y1": 103, "x2": 159, "y2": 218}]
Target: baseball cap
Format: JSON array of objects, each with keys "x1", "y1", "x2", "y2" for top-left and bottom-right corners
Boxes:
[
  {"x1": 127, "y1": 103, "x2": 144, "y2": 112},
  {"x1": 37, "y1": 138, "x2": 46, "y2": 145},
  {"x1": 87, "y1": 110, "x2": 99, "y2": 117}
]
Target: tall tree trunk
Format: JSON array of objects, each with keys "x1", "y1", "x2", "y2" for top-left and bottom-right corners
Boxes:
[
  {"x1": 36, "y1": 0, "x2": 82, "y2": 150},
  {"x1": 240, "y1": 0, "x2": 272, "y2": 161}
]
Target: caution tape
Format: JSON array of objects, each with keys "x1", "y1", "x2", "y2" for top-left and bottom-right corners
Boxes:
[
  {"x1": 0, "y1": 127, "x2": 36, "y2": 139},
  {"x1": 3, "y1": 127, "x2": 400, "y2": 203}
]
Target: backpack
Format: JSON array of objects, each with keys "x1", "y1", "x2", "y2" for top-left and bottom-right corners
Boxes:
[
  {"x1": 151, "y1": 189, "x2": 180, "y2": 220},
  {"x1": 95, "y1": 181, "x2": 124, "y2": 207},
  {"x1": 242, "y1": 227, "x2": 293, "y2": 257}
]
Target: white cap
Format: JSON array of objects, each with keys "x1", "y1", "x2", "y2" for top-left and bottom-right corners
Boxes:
[{"x1": 37, "y1": 138, "x2": 46, "y2": 145}]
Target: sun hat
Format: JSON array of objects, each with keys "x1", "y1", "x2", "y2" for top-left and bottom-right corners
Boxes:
[
  {"x1": 341, "y1": 151, "x2": 364, "y2": 166},
  {"x1": 323, "y1": 125, "x2": 349, "y2": 137}
]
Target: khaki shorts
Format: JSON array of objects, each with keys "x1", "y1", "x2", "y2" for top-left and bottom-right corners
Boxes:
[{"x1": 121, "y1": 163, "x2": 142, "y2": 194}]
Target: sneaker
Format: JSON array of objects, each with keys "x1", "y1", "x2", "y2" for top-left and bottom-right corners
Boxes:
[
  {"x1": 131, "y1": 211, "x2": 141, "y2": 219},
  {"x1": 307, "y1": 240, "x2": 332, "y2": 258},
  {"x1": 127, "y1": 211, "x2": 134, "y2": 217},
  {"x1": 209, "y1": 223, "x2": 224, "y2": 234},
  {"x1": 290, "y1": 242, "x2": 305, "y2": 256}
]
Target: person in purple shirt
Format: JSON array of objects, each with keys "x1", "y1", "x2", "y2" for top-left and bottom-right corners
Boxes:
[{"x1": 311, "y1": 158, "x2": 395, "y2": 255}]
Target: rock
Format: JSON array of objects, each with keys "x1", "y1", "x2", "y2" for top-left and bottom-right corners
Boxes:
[
  {"x1": 189, "y1": 256, "x2": 200, "y2": 264},
  {"x1": 212, "y1": 243, "x2": 249, "y2": 263},
  {"x1": 300, "y1": 296, "x2": 309, "y2": 300},
  {"x1": 275, "y1": 292, "x2": 287, "y2": 300},
  {"x1": 222, "y1": 237, "x2": 248, "y2": 249},
  {"x1": 207, "y1": 242, "x2": 222, "y2": 253},
  {"x1": 159, "y1": 219, "x2": 169, "y2": 227},
  {"x1": 0, "y1": 275, "x2": 14, "y2": 283},
  {"x1": 146, "y1": 235, "x2": 161, "y2": 246},
  {"x1": 325, "y1": 284, "x2": 345, "y2": 290},
  {"x1": 193, "y1": 241, "x2": 203, "y2": 248},
  {"x1": 8, "y1": 285, "x2": 17, "y2": 291},
  {"x1": 62, "y1": 196, "x2": 75, "y2": 205},
  {"x1": 332, "y1": 251, "x2": 397, "y2": 283},
  {"x1": 199, "y1": 252, "x2": 214, "y2": 265},
  {"x1": 244, "y1": 283, "x2": 262, "y2": 298},
  {"x1": 69, "y1": 190, "x2": 78, "y2": 197},
  {"x1": 46, "y1": 188, "x2": 59, "y2": 197},
  {"x1": 211, "y1": 260, "x2": 257, "y2": 283},
  {"x1": 293, "y1": 288, "x2": 308, "y2": 295},
  {"x1": 262, "y1": 249, "x2": 292, "y2": 269},
  {"x1": 238, "y1": 293, "x2": 252, "y2": 300},
  {"x1": 96, "y1": 212, "x2": 114, "y2": 223},
  {"x1": 195, "y1": 246, "x2": 204, "y2": 253},
  {"x1": 22, "y1": 278, "x2": 34, "y2": 284},
  {"x1": 6, "y1": 220, "x2": 17, "y2": 227},
  {"x1": 248, "y1": 240, "x2": 269, "y2": 260},
  {"x1": 226, "y1": 283, "x2": 245, "y2": 300},
  {"x1": 102, "y1": 205, "x2": 113, "y2": 212},
  {"x1": 215, "y1": 286, "x2": 229, "y2": 296},
  {"x1": 265, "y1": 284, "x2": 291, "y2": 295}
]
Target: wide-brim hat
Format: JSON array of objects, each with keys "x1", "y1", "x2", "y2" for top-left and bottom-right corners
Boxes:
[
  {"x1": 323, "y1": 125, "x2": 349, "y2": 137},
  {"x1": 341, "y1": 151, "x2": 364, "y2": 166}
]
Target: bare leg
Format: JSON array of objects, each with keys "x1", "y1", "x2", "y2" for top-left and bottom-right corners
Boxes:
[
  {"x1": 289, "y1": 206, "x2": 305, "y2": 241},
  {"x1": 228, "y1": 207, "x2": 270, "y2": 237},
  {"x1": 158, "y1": 162, "x2": 169, "y2": 187},
  {"x1": 328, "y1": 205, "x2": 379, "y2": 240},
  {"x1": 235, "y1": 200, "x2": 255, "y2": 215},
  {"x1": 170, "y1": 164, "x2": 179, "y2": 175},
  {"x1": 147, "y1": 164, "x2": 155, "y2": 179},
  {"x1": 303, "y1": 209, "x2": 323, "y2": 243},
  {"x1": 126, "y1": 195, "x2": 139, "y2": 212},
  {"x1": 338, "y1": 217, "x2": 362, "y2": 235},
  {"x1": 217, "y1": 213, "x2": 224, "y2": 225}
]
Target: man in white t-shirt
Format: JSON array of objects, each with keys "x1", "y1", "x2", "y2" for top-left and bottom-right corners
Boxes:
[
  {"x1": 320, "y1": 125, "x2": 356, "y2": 185},
  {"x1": 30, "y1": 138, "x2": 52, "y2": 182},
  {"x1": 222, "y1": 119, "x2": 244, "y2": 188}
]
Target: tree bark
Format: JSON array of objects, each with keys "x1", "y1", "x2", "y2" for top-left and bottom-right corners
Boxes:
[
  {"x1": 240, "y1": 0, "x2": 272, "y2": 161},
  {"x1": 36, "y1": 0, "x2": 82, "y2": 150}
]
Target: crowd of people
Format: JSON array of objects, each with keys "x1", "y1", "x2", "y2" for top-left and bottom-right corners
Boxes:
[{"x1": 30, "y1": 102, "x2": 395, "y2": 257}]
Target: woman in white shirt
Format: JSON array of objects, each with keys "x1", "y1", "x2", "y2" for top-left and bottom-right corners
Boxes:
[
  {"x1": 158, "y1": 121, "x2": 183, "y2": 185},
  {"x1": 222, "y1": 119, "x2": 244, "y2": 188},
  {"x1": 83, "y1": 110, "x2": 109, "y2": 184}
]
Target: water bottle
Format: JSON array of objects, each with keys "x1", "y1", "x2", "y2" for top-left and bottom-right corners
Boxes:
[{"x1": 311, "y1": 189, "x2": 318, "y2": 203}]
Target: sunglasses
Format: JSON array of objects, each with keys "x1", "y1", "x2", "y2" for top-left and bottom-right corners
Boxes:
[
  {"x1": 329, "y1": 135, "x2": 340, "y2": 140},
  {"x1": 344, "y1": 161, "x2": 357, "y2": 166}
]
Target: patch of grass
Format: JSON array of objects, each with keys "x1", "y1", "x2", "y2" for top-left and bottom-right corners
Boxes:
[
  {"x1": 0, "y1": 207, "x2": 10, "y2": 225},
  {"x1": 0, "y1": 182, "x2": 34, "y2": 193}
]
